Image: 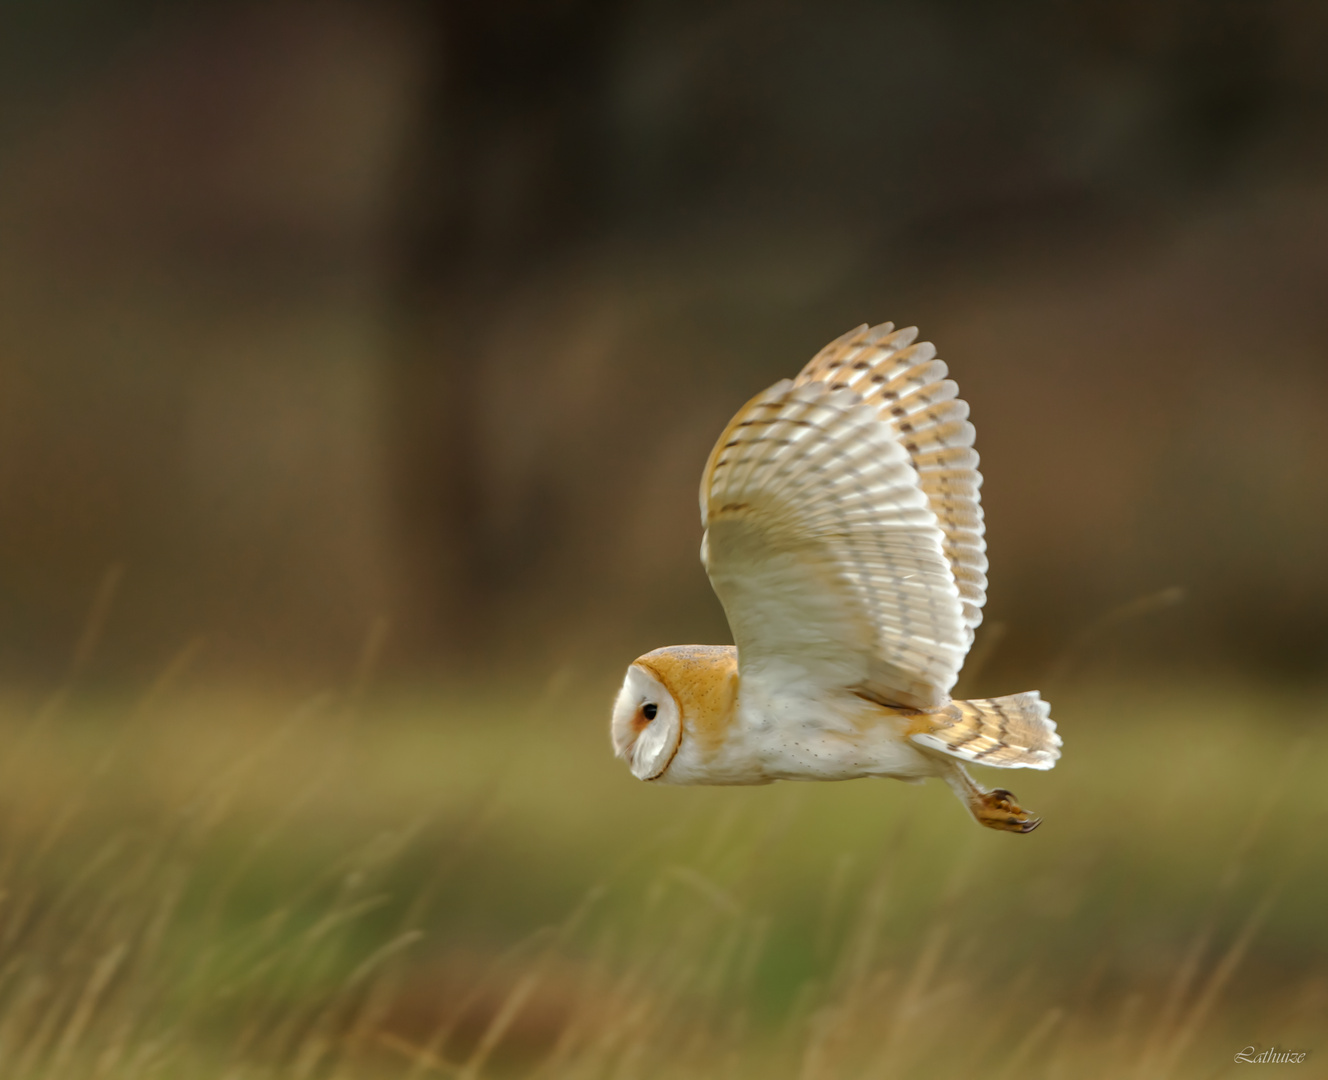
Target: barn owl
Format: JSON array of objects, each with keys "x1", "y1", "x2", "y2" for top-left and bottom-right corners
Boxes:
[{"x1": 611, "y1": 322, "x2": 1061, "y2": 832}]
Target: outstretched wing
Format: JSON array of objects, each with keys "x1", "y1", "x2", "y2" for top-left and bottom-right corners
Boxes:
[
  {"x1": 794, "y1": 323, "x2": 987, "y2": 635},
  {"x1": 700, "y1": 369, "x2": 971, "y2": 711}
]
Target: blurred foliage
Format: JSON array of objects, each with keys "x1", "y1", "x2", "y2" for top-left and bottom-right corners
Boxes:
[{"x1": 0, "y1": 668, "x2": 1321, "y2": 1076}]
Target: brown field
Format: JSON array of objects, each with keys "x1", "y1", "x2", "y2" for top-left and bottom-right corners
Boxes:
[{"x1": 0, "y1": 667, "x2": 1320, "y2": 1079}]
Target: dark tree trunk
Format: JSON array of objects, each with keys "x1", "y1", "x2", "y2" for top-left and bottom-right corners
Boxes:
[{"x1": 385, "y1": 0, "x2": 627, "y2": 659}]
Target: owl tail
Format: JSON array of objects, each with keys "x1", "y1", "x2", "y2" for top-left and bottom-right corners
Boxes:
[{"x1": 909, "y1": 692, "x2": 1061, "y2": 770}]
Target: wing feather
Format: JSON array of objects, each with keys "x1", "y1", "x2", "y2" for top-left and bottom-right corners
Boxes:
[
  {"x1": 700, "y1": 378, "x2": 970, "y2": 710},
  {"x1": 794, "y1": 323, "x2": 988, "y2": 633}
]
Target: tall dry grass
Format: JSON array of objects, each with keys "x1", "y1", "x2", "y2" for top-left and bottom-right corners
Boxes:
[{"x1": 0, "y1": 634, "x2": 1320, "y2": 1077}]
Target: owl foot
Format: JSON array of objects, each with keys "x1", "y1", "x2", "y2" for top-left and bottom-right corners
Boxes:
[{"x1": 973, "y1": 788, "x2": 1040, "y2": 833}]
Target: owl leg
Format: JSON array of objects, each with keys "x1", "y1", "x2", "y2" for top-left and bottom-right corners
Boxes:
[{"x1": 937, "y1": 759, "x2": 1041, "y2": 833}]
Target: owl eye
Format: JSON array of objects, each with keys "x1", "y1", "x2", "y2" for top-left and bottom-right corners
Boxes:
[{"x1": 642, "y1": 703, "x2": 658, "y2": 721}]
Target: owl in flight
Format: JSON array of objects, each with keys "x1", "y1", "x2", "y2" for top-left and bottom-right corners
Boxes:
[{"x1": 611, "y1": 322, "x2": 1061, "y2": 832}]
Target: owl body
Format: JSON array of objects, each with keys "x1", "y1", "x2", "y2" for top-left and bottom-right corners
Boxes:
[
  {"x1": 611, "y1": 323, "x2": 1061, "y2": 832},
  {"x1": 616, "y1": 646, "x2": 947, "y2": 787},
  {"x1": 733, "y1": 676, "x2": 934, "y2": 785}
]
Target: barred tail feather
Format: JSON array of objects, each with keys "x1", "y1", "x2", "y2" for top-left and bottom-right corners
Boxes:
[{"x1": 910, "y1": 692, "x2": 1060, "y2": 770}]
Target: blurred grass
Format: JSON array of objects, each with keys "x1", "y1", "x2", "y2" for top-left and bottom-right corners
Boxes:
[{"x1": 0, "y1": 666, "x2": 1321, "y2": 1078}]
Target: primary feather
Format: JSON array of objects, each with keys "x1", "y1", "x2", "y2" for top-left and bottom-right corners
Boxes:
[
  {"x1": 794, "y1": 323, "x2": 987, "y2": 637},
  {"x1": 700, "y1": 376, "x2": 968, "y2": 710}
]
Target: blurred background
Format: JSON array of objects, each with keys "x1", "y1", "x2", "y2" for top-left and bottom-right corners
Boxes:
[
  {"x1": 0, "y1": 2, "x2": 1325, "y2": 1077},
  {"x1": 4, "y1": 0, "x2": 1328, "y2": 684}
]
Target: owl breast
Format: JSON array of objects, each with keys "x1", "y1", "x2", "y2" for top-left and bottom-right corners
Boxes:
[{"x1": 662, "y1": 666, "x2": 936, "y2": 786}]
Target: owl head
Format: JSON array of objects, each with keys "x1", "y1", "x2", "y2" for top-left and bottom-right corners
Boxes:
[{"x1": 611, "y1": 645, "x2": 739, "y2": 781}]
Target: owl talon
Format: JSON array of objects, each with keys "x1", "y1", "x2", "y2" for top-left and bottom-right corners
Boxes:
[{"x1": 974, "y1": 788, "x2": 1040, "y2": 833}]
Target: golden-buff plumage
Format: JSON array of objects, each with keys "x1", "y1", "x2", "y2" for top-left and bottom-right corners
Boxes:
[
  {"x1": 634, "y1": 646, "x2": 738, "y2": 761},
  {"x1": 611, "y1": 322, "x2": 1061, "y2": 832}
]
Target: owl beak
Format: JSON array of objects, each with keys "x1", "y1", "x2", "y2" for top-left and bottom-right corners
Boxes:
[{"x1": 611, "y1": 716, "x2": 637, "y2": 761}]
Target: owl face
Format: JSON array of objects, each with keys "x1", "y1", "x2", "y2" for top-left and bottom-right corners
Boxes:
[{"x1": 611, "y1": 663, "x2": 682, "y2": 780}]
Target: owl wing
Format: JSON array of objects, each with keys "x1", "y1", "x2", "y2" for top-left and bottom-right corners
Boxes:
[
  {"x1": 793, "y1": 322, "x2": 987, "y2": 634},
  {"x1": 700, "y1": 332, "x2": 979, "y2": 711}
]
